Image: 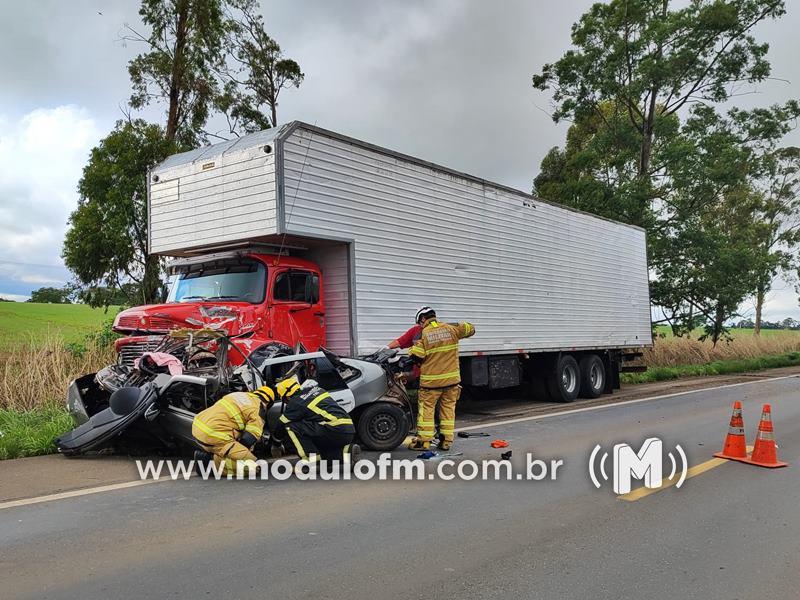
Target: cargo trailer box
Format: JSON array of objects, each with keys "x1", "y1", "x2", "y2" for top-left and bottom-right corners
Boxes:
[{"x1": 148, "y1": 121, "x2": 652, "y2": 361}]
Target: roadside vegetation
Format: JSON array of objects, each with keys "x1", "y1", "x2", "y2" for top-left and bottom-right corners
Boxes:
[
  {"x1": 0, "y1": 309, "x2": 117, "y2": 459},
  {"x1": 623, "y1": 329, "x2": 800, "y2": 383}
]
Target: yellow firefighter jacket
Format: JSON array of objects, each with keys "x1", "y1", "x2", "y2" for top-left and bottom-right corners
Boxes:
[
  {"x1": 192, "y1": 388, "x2": 271, "y2": 448},
  {"x1": 409, "y1": 320, "x2": 475, "y2": 388}
]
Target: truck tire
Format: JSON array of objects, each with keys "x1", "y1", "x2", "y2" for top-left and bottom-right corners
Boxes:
[
  {"x1": 546, "y1": 355, "x2": 580, "y2": 403},
  {"x1": 357, "y1": 402, "x2": 409, "y2": 451},
  {"x1": 578, "y1": 354, "x2": 605, "y2": 399}
]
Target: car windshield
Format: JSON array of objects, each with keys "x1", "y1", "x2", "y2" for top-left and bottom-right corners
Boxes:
[{"x1": 167, "y1": 260, "x2": 267, "y2": 304}]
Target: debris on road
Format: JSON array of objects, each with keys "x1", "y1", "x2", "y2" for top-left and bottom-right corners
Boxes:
[
  {"x1": 458, "y1": 432, "x2": 490, "y2": 438},
  {"x1": 501, "y1": 451, "x2": 512, "y2": 460},
  {"x1": 490, "y1": 439, "x2": 509, "y2": 448}
]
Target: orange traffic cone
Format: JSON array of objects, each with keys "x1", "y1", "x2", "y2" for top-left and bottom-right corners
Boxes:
[
  {"x1": 742, "y1": 404, "x2": 788, "y2": 468},
  {"x1": 714, "y1": 401, "x2": 749, "y2": 462}
]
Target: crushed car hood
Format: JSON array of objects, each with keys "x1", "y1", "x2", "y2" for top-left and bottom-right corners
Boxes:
[{"x1": 114, "y1": 302, "x2": 260, "y2": 336}]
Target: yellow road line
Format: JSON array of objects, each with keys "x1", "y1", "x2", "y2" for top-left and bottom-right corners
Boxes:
[{"x1": 618, "y1": 446, "x2": 753, "y2": 502}]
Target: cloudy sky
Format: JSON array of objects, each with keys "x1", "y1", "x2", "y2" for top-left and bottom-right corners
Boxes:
[{"x1": 1, "y1": 0, "x2": 799, "y2": 319}]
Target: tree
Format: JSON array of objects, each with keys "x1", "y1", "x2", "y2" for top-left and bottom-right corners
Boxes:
[
  {"x1": 78, "y1": 283, "x2": 146, "y2": 308},
  {"x1": 534, "y1": 99, "x2": 679, "y2": 227},
  {"x1": 126, "y1": 0, "x2": 228, "y2": 143},
  {"x1": 215, "y1": 0, "x2": 304, "y2": 134},
  {"x1": 62, "y1": 121, "x2": 182, "y2": 307},
  {"x1": 532, "y1": 0, "x2": 799, "y2": 340},
  {"x1": 533, "y1": 0, "x2": 785, "y2": 184},
  {"x1": 750, "y1": 146, "x2": 800, "y2": 334},
  {"x1": 64, "y1": 1, "x2": 303, "y2": 306},
  {"x1": 29, "y1": 286, "x2": 72, "y2": 304},
  {"x1": 651, "y1": 184, "x2": 764, "y2": 345}
]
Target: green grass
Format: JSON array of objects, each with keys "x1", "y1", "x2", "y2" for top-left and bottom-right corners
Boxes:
[
  {"x1": 653, "y1": 325, "x2": 796, "y2": 339},
  {"x1": 622, "y1": 351, "x2": 800, "y2": 384},
  {"x1": 0, "y1": 303, "x2": 119, "y2": 349},
  {"x1": 0, "y1": 407, "x2": 74, "y2": 459}
]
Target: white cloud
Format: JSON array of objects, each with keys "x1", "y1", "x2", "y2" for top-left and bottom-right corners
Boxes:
[
  {"x1": 0, "y1": 294, "x2": 31, "y2": 302},
  {"x1": 0, "y1": 105, "x2": 102, "y2": 296}
]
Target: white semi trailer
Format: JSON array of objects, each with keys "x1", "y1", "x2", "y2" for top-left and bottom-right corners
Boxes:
[{"x1": 138, "y1": 121, "x2": 652, "y2": 402}]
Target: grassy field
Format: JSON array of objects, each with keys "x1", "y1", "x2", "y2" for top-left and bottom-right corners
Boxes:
[
  {"x1": 0, "y1": 302, "x2": 119, "y2": 349},
  {"x1": 653, "y1": 325, "x2": 795, "y2": 339},
  {"x1": 0, "y1": 304, "x2": 119, "y2": 458}
]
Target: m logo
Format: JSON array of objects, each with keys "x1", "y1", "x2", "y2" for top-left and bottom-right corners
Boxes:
[{"x1": 589, "y1": 437, "x2": 687, "y2": 494}]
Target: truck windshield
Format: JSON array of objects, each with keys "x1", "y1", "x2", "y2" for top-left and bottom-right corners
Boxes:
[{"x1": 167, "y1": 260, "x2": 267, "y2": 304}]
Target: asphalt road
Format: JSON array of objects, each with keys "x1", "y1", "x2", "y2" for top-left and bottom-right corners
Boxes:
[{"x1": 2, "y1": 374, "x2": 799, "y2": 599}]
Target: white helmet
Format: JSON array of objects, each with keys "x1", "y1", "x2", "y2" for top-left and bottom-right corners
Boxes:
[{"x1": 415, "y1": 306, "x2": 436, "y2": 324}]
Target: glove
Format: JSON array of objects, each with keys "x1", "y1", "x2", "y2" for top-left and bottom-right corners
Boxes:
[{"x1": 239, "y1": 431, "x2": 258, "y2": 449}]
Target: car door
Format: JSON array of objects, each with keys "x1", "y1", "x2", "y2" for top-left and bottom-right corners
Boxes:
[
  {"x1": 55, "y1": 384, "x2": 159, "y2": 455},
  {"x1": 270, "y1": 269, "x2": 325, "y2": 351}
]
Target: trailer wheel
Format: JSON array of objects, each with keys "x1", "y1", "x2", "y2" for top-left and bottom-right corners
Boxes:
[
  {"x1": 546, "y1": 355, "x2": 580, "y2": 403},
  {"x1": 357, "y1": 402, "x2": 409, "y2": 451},
  {"x1": 578, "y1": 354, "x2": 605, "y2": 399}
]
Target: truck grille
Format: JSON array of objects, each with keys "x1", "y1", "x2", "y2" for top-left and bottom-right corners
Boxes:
[
  {"x1": 116, "y1": 315, "x2": 178, "y2": 332},
  {"x1": 149, "y1": 317, "x2": 179, "y2": 330},
  {"x1": 118, "y1": 340, "x2": 162, "y2": 367},
  {"x1": 117, "y1": 315, "x2": 142, "y2": 329}
]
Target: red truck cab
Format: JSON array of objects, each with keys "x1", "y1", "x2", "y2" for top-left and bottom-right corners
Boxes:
[{"x1": 113, "y1": 253, "x2": 325, "y2": 366}]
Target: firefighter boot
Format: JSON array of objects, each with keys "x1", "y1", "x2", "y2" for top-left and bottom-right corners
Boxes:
[
  {"x1": 408, "y1": 438, "x2": 430, "y2": 451},
  {"x1": 439, "y1": 440, "x2": 452, "y2": 452}
]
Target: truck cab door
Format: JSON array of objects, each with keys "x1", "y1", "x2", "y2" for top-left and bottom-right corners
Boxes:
[{"x1": 270, "y1": 269, "x2": 325, "y2": 350}]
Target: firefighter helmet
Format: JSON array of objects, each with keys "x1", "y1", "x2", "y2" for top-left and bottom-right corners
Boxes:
[{"x1": 415, "y1": 306, "x2": 436, "y2": 324}]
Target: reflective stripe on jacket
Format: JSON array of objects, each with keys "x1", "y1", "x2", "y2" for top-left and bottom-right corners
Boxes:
[
  {"x1": 410, "y1": 320, "x2": 475, "y2": 388},
  {"x1": 192, "y1": 391, "x2": 266, "y2": 447},
  {"x1": 278, "y1": 384, "x2": 354, "y2": 430}
]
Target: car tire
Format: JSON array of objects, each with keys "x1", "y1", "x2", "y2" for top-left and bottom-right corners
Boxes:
[
  {"x1": 546, "y1": 355, "x2": 580, "y2": 403},
  {"x1": 578, "y1": 354, "x2": 605, "y2": 399},
  {"x1": 357, "y1": 402, "x2": 409, "y2": 451}
]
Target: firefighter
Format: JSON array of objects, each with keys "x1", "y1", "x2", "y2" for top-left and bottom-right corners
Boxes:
[
  {"x1": 408, "y1": 307, "x2": 475, "y2": 452},
  {"x1": 192, "y1": 378, "x2": 296, "y2": 475},
  {"x1": 277, "y1": 377, "x2": 358, "y2": 464}
]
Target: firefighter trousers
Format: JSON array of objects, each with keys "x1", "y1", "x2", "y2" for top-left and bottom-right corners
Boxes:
[
  {"x1": 201, "y1": 440, "x2": 257, "y2": 475},
  {"x1": 417, "y1": 385, "x2": 460, "y2": 442},
  {"x1": 285, "y1": 421, "x2": 355, "y2": 462}
]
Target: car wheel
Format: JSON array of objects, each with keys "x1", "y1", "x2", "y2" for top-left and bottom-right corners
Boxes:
[
  {"x1": 578, "y1": 354, "x2": 605, "y2": 399},
  {"x1": 546, "y1": 355, "x2": 580, "y2": 403},
  {"x1": 357, "y1": 402, "x2": 409, "y2": 451}
]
